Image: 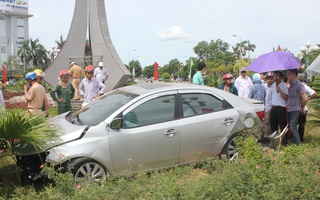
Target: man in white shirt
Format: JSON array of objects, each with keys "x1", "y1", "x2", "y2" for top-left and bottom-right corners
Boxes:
[
  {"x1": 235, "y1": 67, "x2": 253, "y2": 98},
  {"x1": 297, "y1": 73, "x2": 317, "y2": 142},
  {"x1": 80, "y1": 65, "x2": 106, "y2": 107},
  {"x1": 94, "y1": 62, "x2": 108, "y2": 84},
  {"x1": 269, "y1": 71, "x2": 288, "y2": 144}
]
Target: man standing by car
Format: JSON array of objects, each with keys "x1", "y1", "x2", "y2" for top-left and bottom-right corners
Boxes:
[
  {"x1": 235, "y1": 67, "x2": 252, "y2": 98},
  {"x1": 269, "y1": 71, "x2": 288, "y2": 144},
  {"x1": 79, "y1": 66, "x2": 106, "y2": 106},
  {"x1": 94, "y1": 62, "x2": 108, "y2": 84},
  {"x1": 192, "y1": 62, "x2": 206, "y2": 85},
  {"x1": 69, "y1": 62, "x2": 83, "y2": 100},
  {"x1": 287, "y1": 69, "x2": 306, "y2": 145},
  {"x1": 297, "y1": 73, "x2": 317, "y2": 143},
  {"x1": 262, "y1": 72, "x2": 274, "y2": 136},
  {"x1": 24, "y1": 72, "x2": 49, "y2": 116}
]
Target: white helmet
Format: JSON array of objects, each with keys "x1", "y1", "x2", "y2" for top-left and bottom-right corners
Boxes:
[{"x1": 98, "y1": 62, "x2": 103, "y2": 67}]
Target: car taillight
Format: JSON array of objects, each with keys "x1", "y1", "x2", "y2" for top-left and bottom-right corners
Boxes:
[{"x1": 256, "y1": 111, "x2": 264, "y2": 121}]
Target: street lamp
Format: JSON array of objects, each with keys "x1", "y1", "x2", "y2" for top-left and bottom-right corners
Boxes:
[
  {"x1": 131, "y1": 55, "x2": 139, "y2": 78},
  {"x1": 233, "y1": 34, "x2": 242, "y2": 59},
  {"x1": 47, "y1": 46, "x2": 60, "y2": 61},
  {"x1": 300, "y1": 42, "x2": 320, "y2": 68},
  {"x1": 300, "y1": 42, "x2": 320, "y2": 80},
  {"x1": 128, "y1": 49, "x2": 137, "y2": 76}
]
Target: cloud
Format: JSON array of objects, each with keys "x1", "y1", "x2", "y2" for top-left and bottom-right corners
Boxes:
[{"x1": 157, "y1": 26, "x2": 191, "y2": 41}]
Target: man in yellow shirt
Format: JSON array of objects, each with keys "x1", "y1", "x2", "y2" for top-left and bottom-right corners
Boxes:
[
  {"x1": 69, "y1": 62, "x2": 83, "y2": 100},
  {"x1": 24, "y1": 72, "x2": 49, "y2": 116}
]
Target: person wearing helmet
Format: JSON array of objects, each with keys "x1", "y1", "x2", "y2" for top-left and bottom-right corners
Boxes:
[
  {"x1": 79, "y1": 65, "x2": 106, "y2": 106},
  {"x1": 94, "y1": 61, "x2": 108, "y2": 84},
  {"x1": 69, "y1": 62, "x2": 83, "y2": 100},
  {"x1": 249, "y1": 73, "x2": 266, "y2": 103},
  {"x1": 33, "y1": 69, "x2": 48, "y2": 112},
  {"x1": 218, "y1": 74, "x2": 238, "y2": 95},
  {"x1": 24, "y1": 72, "x2": 49, "y2": 116},
  {"x1": 50, "y1": 70, "x2": 75, "y2": 114},
  {"x1": 33, "y1": 69, "x2": 46, "y2": 84}
]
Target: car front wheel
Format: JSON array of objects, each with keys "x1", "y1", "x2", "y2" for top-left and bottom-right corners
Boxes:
[{"x1": 69, "y1": 158, "x2": 109, "y2": 182}]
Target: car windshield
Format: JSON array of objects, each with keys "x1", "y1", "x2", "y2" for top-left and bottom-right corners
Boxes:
[{"x1": 67, "y1": 90, "x2": 138, "y2": 126}]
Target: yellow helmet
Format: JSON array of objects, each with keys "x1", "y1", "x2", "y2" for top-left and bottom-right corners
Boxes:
[{"x1": 33, "y1": 69, "x2": 46, "y2": 77}]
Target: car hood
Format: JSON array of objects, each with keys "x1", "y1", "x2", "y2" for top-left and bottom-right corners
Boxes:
[{"x1": 14, "y1": 113, "x2": 88, "y2": 156}]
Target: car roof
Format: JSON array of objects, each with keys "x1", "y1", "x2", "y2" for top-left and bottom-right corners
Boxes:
[{"x1": 117, "y1": 83, "x2": 217, "y2": 96}]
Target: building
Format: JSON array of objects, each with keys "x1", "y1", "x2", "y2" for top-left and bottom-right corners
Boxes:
[{"x1": 0, "y1": 0, "x2": 32, "y2": 68}]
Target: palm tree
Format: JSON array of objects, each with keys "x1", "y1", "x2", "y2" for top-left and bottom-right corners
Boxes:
[
  {"x1": 29, "y1": 38, "x2": 46, "y2": 67},
  {"x1": 244, "y1": 41, "x2": 256, "y2": 63},
  {"x1": 17, "y1": 40, "x2": 32, "y2": 72},
  {"x1": 0, "y1": 109, "x2": 60, "y2": 162},
  {"x1": 55, "y1": 35, "x2": 65, "y2": 50}
]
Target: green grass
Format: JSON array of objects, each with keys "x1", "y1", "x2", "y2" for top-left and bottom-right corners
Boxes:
[{"x1": 1, "y1": 99, "x2": 320, "y2": 199}]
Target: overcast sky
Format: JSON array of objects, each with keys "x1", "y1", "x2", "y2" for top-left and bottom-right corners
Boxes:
[{"x1": 28, "y1": 0, "x2": 320, "y2": 67}]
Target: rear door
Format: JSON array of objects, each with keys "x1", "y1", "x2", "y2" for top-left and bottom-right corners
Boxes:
[
  {"x1": 108, "y1": 91, "x2": 181, "y2": 174},
  {"x1": 177, "y1": 90, "x2": 239, "y2": 164}
]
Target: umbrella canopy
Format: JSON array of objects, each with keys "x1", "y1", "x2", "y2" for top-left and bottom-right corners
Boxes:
[
  {"x1": 246, "y1": 51, "x2": 301, "y2": 73},
  {"x1": 306, "y1": 54, "x2": 320, "y2": 76}
]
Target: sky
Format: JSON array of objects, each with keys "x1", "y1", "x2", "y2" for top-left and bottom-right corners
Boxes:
[{"x1": 28, "y1": 0, "x2": 320, "y2": 67}]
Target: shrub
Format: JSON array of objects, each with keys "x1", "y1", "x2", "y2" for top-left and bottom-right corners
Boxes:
[{"x1": 161, "y1": 73, "x2": 171, "y2": 82}]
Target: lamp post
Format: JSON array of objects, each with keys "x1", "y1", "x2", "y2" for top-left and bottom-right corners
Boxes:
[
  {"x1": 233, "y1": 34, "x2": 242, "y2": 59},
  {"x1": 129, "y1": 49, "x2": 136, "y2": 76},
  {"x1": 47, "y1": 46, "x2": 60, "y2": 62},
  {"x1": 300, "y1": 42, "x2": 320, "y2": 79},
  {"x1": 132, "y1": 55, "x2": 139, "y2": 78}
]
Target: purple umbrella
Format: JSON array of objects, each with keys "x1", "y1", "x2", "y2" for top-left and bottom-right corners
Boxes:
[{"x1": 246, "y1": 51, "x2": 301, "y2": 73}]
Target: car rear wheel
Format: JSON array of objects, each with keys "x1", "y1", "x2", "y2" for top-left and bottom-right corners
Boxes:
[
  {"x1": 221, "y1": 134, "x2": 238, "y2": 161},
  {"x1": 69, "y1": 158, "x2": 109, "y2": 182}
]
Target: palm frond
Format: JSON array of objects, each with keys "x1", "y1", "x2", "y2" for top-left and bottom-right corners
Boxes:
[{"x1": 0, "y1": 109, "x2": 61, "y2": 153}]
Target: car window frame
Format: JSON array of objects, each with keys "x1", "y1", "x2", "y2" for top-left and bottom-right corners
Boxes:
[
  {"x1": 177, "y1": 89, "x2": 233, "y2": 119},
  {"x1": 121, "y1": 90, "x2": 179, "y2": 129}
]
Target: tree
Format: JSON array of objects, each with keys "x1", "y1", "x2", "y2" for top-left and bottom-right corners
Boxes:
[
  {"x1": 17, "y1": 39, "x2": 48, "y2": 71},
  {"x1": 17, "y1": 40, "x2": 32, "y2": 72},
  {"x1": 30, "y1": 38, "x2": 48, "y2": 68},
  {"x1": 143, "y1": 64, "x2": 154, "y2": 78},
  {"x1": 244, "y1": 41, "x2": 256, "y2": 63},
  {"x1": 55, "y1": 35, "x2": 65, "y2": 50},
  {"x1": 129, "y1": 60, "x2": 142, "y2": 77},
  {"x1": 232, "y1": 40, "x2": 256, "y2": 61},
  {"x1": 0, "y1": 109, "x2": 59, "y2": 184},
  {"x1": 193, "y1": 39, "x2": 236, "y2": 75}
]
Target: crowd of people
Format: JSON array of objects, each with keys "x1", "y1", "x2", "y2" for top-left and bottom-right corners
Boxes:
[
  {"x1": 18, "y1": 61, "x2": 108, "y2": 116},
  {"x1": 192, "y1": 63, "x2": 318, "y2": 146},
  {"x1": 0, "y1": 60, "x2": 317, "y2": 146}
]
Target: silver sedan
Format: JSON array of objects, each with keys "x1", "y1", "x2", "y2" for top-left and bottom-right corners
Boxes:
[{"x1": 15, "y1": 83, "x2": 264, "y2": 182}]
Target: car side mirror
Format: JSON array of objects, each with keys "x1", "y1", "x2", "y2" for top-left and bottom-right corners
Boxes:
[{"x1": 110, "y1": 118, "x2": 123, "y2": 130}]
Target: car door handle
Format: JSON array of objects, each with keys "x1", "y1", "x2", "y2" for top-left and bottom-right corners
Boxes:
[
  {"x1": 164, "y1": 129, "x2": 177, "y2": 138},
  {"x1": 223, "y1": 118, "x2": 234, "y2": 126}
]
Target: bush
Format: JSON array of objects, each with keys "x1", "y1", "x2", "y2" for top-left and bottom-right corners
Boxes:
[{"x1": 161, "y1": 73, "x2": 171, "y2": 82}]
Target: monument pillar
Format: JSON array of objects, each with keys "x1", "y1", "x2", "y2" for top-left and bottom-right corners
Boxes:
[{"x1": 44, "y1": 0, "x2": 131, "y2": 92}]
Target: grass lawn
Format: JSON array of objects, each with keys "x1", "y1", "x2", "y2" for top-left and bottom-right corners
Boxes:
[{"x1": 1, "y1": 99, "x2": 320, "y2": 199}]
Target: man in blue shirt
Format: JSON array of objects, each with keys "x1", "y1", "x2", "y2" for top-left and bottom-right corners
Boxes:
[{"x1": 192, "y1": 62, "x2": 206, "y2": 85}]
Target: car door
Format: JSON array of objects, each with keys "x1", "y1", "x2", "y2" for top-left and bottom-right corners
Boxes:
[
  {"x1": 178, "y1": 90, "x2": 239, "y2": 165},
  {"x1": 108, "y1": 91, "x2": 180, "y2": 174}
]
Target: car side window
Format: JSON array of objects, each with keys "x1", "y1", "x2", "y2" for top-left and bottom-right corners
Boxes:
[
  {"x1": 123, "y1": 95, "x2": 175, "y2": 128},
  {"x1": 181, "y1": 93, "x2": 224, "y2": 117}
]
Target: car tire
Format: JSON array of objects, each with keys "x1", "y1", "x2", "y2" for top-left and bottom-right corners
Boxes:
[
  {"x1": 68, "y1": 158, "x2": 109, "y2": 182},
  {"x1": 221, "y1": 134, "x2": 238, "y2": 160}
]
